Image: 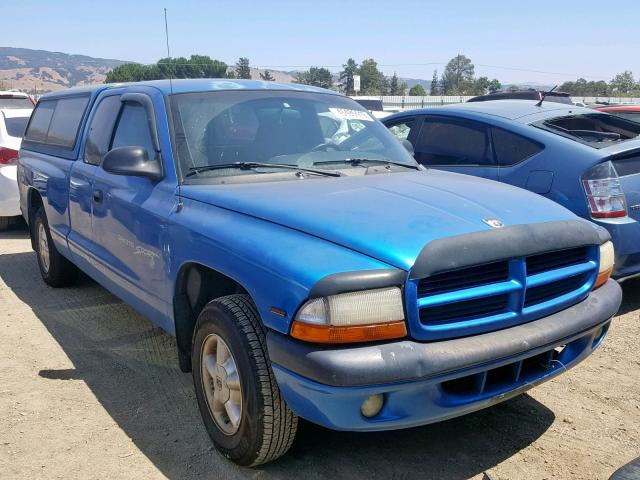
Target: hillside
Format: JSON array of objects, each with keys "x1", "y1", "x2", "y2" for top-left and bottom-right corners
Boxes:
[{"x1": 0, "y1": 47, "x2": 127, "y2": 93}]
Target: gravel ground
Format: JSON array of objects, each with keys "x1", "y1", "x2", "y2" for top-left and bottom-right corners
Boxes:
[{"x1": 0, "y1": 227, "x2": 638, "y2": 480}]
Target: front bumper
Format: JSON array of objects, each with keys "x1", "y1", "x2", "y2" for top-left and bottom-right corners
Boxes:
[{"x1": 268, "y1": 280, "x2": 621, "y2": 431}]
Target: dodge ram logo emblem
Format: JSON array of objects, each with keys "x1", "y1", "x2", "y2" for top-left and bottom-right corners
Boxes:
[{"x1": 483, "y1": 218, "x2": 505, "y2": 228}]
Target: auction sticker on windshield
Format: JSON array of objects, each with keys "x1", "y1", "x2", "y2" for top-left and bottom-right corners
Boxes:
[{"x1": 329, "y1": 107, "x2": 373, "y2": 121}]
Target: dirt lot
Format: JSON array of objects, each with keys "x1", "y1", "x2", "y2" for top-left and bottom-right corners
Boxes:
[{"x1": 0, "y1": 226, "x2": 638, "y2": 480}]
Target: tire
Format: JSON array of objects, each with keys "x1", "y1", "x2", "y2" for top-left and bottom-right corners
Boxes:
[
  {"x1": 32, "y1": 207, "x2": 78, "y2": 287},
  {"x1": 192, "y1": 294, "x2": 298, "y2": 466},
  {"x1": 0, "y1": 217, "x2": 9, "y2": 231}
]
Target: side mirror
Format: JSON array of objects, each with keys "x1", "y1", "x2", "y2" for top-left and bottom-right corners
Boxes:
[
  {"x1": 402, "y1": 139, "x2": 415, "y2": 156},
  {"x1": 102, "y1": 146, "x2": 163, "y2": 181}
]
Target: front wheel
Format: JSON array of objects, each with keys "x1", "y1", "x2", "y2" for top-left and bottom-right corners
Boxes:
[{"x1": 192, "y1": 294, "x2": 298, "y2": 466}]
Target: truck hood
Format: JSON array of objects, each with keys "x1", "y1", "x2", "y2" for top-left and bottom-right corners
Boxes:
[{"x1": 179, "y1": 170, "x2": 577, "y2": 271}]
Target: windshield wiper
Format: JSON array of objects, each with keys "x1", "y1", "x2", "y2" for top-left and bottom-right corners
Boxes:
[
  {"x1": 186, "y1": 162, "x2": 342, "y2": 178},
  {"x1": 313, "y1": 158, "x2": 421, "y2": 170}
]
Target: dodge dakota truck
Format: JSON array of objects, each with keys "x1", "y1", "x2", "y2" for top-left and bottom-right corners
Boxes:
[{"x1": 18, "y1": 80, "x2": 622, "y2": 466}]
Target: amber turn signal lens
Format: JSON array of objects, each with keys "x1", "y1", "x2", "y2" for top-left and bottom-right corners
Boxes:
[
  {"x1": 594, "y1": 266, "x2": 613, "y2": 289},
  {"x1": 290, "y1": 320, "x2": 407, "y2": 344}
]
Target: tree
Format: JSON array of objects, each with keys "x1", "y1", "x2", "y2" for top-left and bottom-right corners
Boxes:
[
  {"x1": 609, "y1": 71, "x2": 636, "y2": 95},
  {"x1": 294, "y1": 67, "x2": 333, "y2": 89},
  {"x1": 388, "y1": 72, "x2": 402, "y2": 95},
  {"x1": 339, "y1": 58, "x2": 358, "y2": 95},
  {"x1": 472, "y1": 76, "x2": 488, "y2": 95},
  {"x1": 105, "y1": 55, "x2": 227, "y2": 83},
  {"x1": 398, "y1": 82, "x2": 408, "y2": 96},
  {"x1": 260, "y1": 70, "x2": 275, "y2": 81},
  {"x1": 430, "y1": 69, "x2": 439, "y2": 95},
  {"x1": 234, "y1": 57, "x2": 251, "y2": 79},
  {"x1": 441, "y1": 54, "x2": 475, "y2": 94},
  {"x1": 559, "y1": 78, "x2": 610, "y2": 96},
  {"x1": 409, "y1": 84, "x2": 426, "y2": 96},
  {"x1": 358, "y1": 58, "x2": 387, "y2": 95},
  {"x1": 106, "y1": 63, "x2": 152, "y2": 83},
  {"x1": 488, "y1": 79, "x2": 502, "y2": 93}
]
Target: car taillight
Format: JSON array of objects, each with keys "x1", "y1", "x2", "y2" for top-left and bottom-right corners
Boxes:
[
  {"x1": 0, "y1": 147, "x2": 19, "y2": 165},
  {"x1": 581, "y1": 161, "x2": 627, "y2": 219}
]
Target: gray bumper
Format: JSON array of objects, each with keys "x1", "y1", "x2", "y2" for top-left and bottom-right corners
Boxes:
[{"x1": 267, "y1": 279, "x2": 622, "y2": 387}]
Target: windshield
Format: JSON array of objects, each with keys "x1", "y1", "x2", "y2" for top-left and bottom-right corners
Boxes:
[{"x1": 170, "y1": 90, "x2": 416, "y2": 181}]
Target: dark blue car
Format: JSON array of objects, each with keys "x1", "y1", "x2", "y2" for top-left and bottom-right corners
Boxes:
[{"x1": 384, "y1": 100, "x2": 640, "y2": 280}]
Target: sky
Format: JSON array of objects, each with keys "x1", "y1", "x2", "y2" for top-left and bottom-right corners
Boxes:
[{"x1": 5, "y1": 0, "x2": 640, "y2": 84}]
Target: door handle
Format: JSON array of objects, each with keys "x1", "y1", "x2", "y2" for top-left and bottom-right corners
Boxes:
[{"x1": 93, "y1": 189, "x2": 103, "y2": 203}]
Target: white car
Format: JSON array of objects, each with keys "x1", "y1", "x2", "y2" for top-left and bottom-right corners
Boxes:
[{"x1": 0, "y1": 96, "x2": 33, "y2": 230}]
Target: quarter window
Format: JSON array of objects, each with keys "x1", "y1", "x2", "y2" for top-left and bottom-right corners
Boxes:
[
  {"x1": 110, "y1": 103, "x2": 156, "y2": 160},
  {"x1": 491, "y1": 128, "x2": 543, "y2": 166},
  {"x1": 84, "y1": 95, "x2": 122, "y2": 165},
  {"x1": 415, "y1": 118, "x2": 492, "y2": 166}
]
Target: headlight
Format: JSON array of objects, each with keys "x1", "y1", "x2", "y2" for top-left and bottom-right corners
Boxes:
[
  {"x1": 291, "y1": 287, "x2": 407, "y2": 344},
  {"x1": 595, "y1": 241, "x2": 614, "y2": 289}
]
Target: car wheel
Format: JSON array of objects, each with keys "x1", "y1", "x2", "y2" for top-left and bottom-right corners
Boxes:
[
  {"x1": 0, "y1": 217, "x2": 9, "y2": 231},
  {"x1": 33, "y1": 207, "x2": 78, "y2": 287},
  {"x1": 192, "y1": 294, "x2": 298, "y2": 466}
]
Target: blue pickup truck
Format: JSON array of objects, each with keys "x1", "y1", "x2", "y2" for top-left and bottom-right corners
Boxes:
[{"x1": 18, "y1": 80, "x2": 622, "y2": 466}]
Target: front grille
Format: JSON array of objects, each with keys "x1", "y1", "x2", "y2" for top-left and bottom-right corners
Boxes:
[
  {"x1": 526, "y1": 246, "x2": 589, "y2": 275},
  {"x1": 413, "y1": 246, "x2": 597, "y2": 340},
  {"x1": 417, "y1": 261, "x2": 509, "y2": 296},
  {"x1": 420, "y1": 294, "x2": 508, "y2": 325},
  {"x1": 524, "y1": 273, "x2": 586, "y2": 307}
]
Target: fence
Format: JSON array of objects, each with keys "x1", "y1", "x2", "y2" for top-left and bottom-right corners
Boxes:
[{"x1": 377, "y1": 95, "x2": 640, "y2": 111}]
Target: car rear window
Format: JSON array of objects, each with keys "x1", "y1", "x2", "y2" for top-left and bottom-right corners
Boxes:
[
  {"x1": 537, "y1": 113, "x2": 640, "y2": 148},
  {"x1": 3, "y1": 116, "x2": 30, "y2": 138},
  {"x1": 24, "y1": 95, "x2": 90, "y2": 149},
  {"x1": 0, "y1": 95, "x2": 33, "y2": 109}
]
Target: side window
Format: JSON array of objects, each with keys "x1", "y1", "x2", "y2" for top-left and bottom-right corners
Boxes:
[
  {"x1": 491, "y1": 128, "x2": 543, "y2": 166},
  {"x1": 84, "y1": 96, "x2": 122, "y2": 165},
  {"x1": 24, "y1": 96, "x2": 90, "y2": 149},
  {"x1": 415, "y1": 118, "x2": 492, "y2": 166},
  {"x1": 386, "y1": 118, "x2": 415, "y2": 141},
  {"x1": 24, "y1": 100, "x2": 56, "y2": 143},
  {"x1": 110, "y1": 103, "x2": 156, "y2": 160},
  {"x1": 46, "y1": 96, "x2": 90, "y2": 148}
]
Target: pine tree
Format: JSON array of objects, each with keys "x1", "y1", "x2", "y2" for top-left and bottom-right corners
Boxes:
[
  {"x1": 339, "y1": 58, "x2": 358, "y2": 95},
  {"x1": 234, "y1": 57, "x2": 251, "y2": 79},
  {"x1": 389, "y1": 72, "x2": 401, "y2": 95},
  {"x1": 260, "y1": 70, "x2": 275, "y2": 81},
  {"x1": 431, "y1": 69, "x2": 439, "y2": 95}
]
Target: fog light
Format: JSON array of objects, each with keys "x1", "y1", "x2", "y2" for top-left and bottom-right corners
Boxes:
[{"x1": 361, "y1": 394, "x2": 384, "y2": 418}]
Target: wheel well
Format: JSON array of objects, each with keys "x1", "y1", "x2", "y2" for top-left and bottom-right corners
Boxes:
[
  {"x1": 27, "y1": 189, "x2": 43, "y2": 250},
  {"x1": 173, "y1": 263, "x2": 248, "y2": 372}
]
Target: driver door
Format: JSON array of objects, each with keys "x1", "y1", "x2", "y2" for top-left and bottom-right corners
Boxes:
[{"x1": 90, "y1": 93, "x2": 176, "y2": 325}]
